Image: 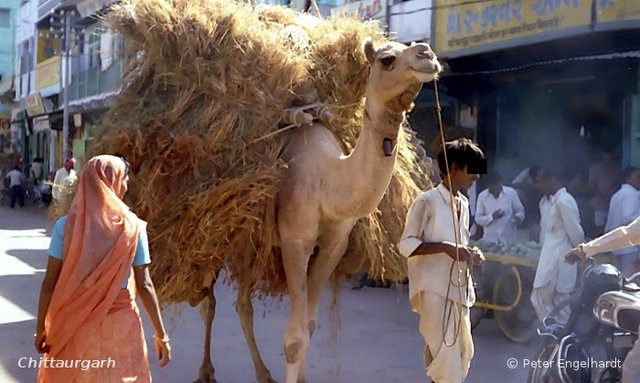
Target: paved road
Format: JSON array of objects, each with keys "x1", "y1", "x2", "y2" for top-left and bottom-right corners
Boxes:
[{"x1": 0, "y1": 206, "x2": 537, "y2": 382}]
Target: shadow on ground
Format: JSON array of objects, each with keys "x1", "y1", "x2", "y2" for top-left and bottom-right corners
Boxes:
[{"x1": 0, "y1": 319, "x2": 38, "y2": 383}]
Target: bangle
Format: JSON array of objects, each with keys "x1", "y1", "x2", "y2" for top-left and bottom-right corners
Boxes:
[{"x1": 154, "y1": 334, "x2": 170, "y2": 343}]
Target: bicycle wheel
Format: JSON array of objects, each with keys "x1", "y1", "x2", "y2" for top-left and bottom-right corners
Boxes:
[{"x1": 493, "y1": 266, "x2": 538, "y2": 343}]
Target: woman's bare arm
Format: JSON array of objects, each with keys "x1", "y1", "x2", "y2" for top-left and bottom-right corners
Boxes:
[
  {"x1": 134, "y1": 265, "x2": 171, "y2": 367},
  {"x1": 133, "y1": 265, "x2": 167, "y2": 338},
  {"x1": 35, "y1": 256, "x2": 63, "y2": 352}
]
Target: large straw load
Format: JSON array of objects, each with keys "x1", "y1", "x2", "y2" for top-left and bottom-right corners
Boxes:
[{"x1": 81, "y1": 0, "x2": 432, "y2": 306}]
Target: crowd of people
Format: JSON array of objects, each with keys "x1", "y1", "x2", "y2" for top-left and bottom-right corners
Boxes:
[
  {"x1": 468, "y1": 150, "x2": 640, "y2": 326},
  {"x1": 399, "y1": 140, "x2": 640, "y2": 382}
]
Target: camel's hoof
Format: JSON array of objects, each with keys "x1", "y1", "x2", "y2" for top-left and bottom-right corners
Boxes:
[
  {"x1": 194, "y1": 370, "x2": 216, "y2": 383},
  {"x1": 257, "y1": 371, "x2": 278, "y2": 383},
  {"x1": 193, "y1": 378, "x2": 217, "y2": 383}
]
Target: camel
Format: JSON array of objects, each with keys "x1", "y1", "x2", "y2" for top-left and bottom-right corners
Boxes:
[
  {"x1": 195, "y1": 38, "x2": 442, "y2": 383},
  {"x1": 278, "y1": 39, "x2": 441, "y2": 383}
]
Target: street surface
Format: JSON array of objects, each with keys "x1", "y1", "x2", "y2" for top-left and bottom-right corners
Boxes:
[{"x1": 0, "y1": 206, "x2": 537, "y2": 382}]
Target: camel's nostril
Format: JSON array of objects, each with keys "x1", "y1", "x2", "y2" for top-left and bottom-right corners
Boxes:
[{"x1": 416, "y1": 50, "x2": 434, "y2": 60}]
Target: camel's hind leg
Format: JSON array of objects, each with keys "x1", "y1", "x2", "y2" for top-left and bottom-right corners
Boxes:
[
  {"x1": 236, "y1": 282, "x2": 277, "y2": 383},
  {"x1": 194, "y1": 273, "x2": 220, "y2": 383}
]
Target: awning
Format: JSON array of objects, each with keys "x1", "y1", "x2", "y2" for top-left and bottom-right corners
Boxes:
[
  {"x1": 60, "y1": 0, "x2": 119, "y2": 19},
  {"x1": 447, "y1": 50, "x2": 640, "y2": 77},
  {"x1": 10, "y1": 109, "x2": 62, "y2": 125},
  {"x1": 68, "y1": 90, "x2": 119, "y2": 112}
]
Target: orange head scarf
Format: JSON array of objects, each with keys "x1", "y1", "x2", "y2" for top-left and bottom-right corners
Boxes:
[{"x1": 44, "y1": 155, "x2": 146, "y2": 358}]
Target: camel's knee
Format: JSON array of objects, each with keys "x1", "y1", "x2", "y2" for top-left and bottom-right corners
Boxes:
[
  {"x1": 284, "y1": 342, "x2": 304, "y2": 364},
  {"x1": 284, "y1": 329, "x2": 309, "y2": 364}
]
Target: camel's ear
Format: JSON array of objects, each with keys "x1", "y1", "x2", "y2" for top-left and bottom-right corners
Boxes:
[{"x1": 363, "y1": 37, "x2": 376, "y2": 64}]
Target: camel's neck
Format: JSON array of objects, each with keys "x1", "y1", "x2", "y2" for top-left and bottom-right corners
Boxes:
[{"x1": 329, "y1": 97, "x2": 404, "y2": 218}]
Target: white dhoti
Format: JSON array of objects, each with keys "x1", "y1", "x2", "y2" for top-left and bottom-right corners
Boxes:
[
  {"x1": 414, "y1": 291, "x2": 474, "y2": 383},
  {"x1": 530, "y1": 282, "x2": 571, "y2": 323}
]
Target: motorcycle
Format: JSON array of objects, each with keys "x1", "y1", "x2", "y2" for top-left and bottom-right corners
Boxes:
[{"x1": 528, "y1": 262, "x2": 640, "y2": 383}]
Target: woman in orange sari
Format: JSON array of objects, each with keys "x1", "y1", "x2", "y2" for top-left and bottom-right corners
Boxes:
[{"x1": 34, "y1": 155, "x2": 171, "y2": 382}]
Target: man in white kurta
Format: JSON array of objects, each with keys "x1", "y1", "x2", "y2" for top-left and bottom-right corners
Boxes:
[
  {"x1": 566, "y1": 211, "x2": 640, "y2": 383},
  {"x1": 531, "y1": 170, "x2": 584, "y2": 323},
  {"x1": 475, "y1": 173, "x2": 525, "y2": 244},
  {"x1": 398, "y1": 183, "x2": 476, "y2": 383},
  {"x1": 604, "y1": 167, "x2": 640, "y2": 276},
  {"x1": 588, "y1": 148, "x2": 622, "y2": 233}
]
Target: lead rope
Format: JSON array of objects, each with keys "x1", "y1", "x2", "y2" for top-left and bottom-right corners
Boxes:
[
  {"x1": 434, "y1": 79, "x2": 470, "y2": 347},
  {"x1": 309, "y1": 0, "x2": 321, "y2": 16}
]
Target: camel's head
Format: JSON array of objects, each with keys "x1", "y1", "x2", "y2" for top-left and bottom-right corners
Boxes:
[{"x1": 364, "y1": 38, "x2": 442, "y2": 113}]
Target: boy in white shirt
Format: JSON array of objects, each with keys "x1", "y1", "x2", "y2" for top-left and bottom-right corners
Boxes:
[
  {"x1": 398, "y1": 138, "x2": 485, "y2": 383},
  {"x1": 475, "y1": 171, "x2": 525, "y2": 244}
]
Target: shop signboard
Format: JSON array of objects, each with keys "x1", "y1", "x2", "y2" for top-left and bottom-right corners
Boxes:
[
  {"x1": 26, "y1": 93, "x2": 45, "y2": 117},
  {"x1": 35, "y1": 56, "x2": 60, "y2": 91},
  {"x1": 433, "y1": 0, "x2": 593, "y2": 58},
  {"x1": 596, "y1": 0, "x2": 640, "y2": 30}
]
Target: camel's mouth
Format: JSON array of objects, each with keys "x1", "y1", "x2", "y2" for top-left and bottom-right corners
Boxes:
[{"x1": 411, "y1": 60, "x2": 443, "y2": 82}]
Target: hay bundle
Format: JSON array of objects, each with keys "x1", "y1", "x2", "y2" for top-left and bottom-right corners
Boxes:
[{"x1": 87, "y1": 0, "x2": 431, "y2": 305}]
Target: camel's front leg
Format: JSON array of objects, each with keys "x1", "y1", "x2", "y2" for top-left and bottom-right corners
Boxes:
[
  {"x1": 306, "y1": 220, "x2": 354, "y2": 338},
  {"x1": 236, "y1": 282, "x2": 277, "y2": 383},
  {"x1": 281, "y1": 237, "x2": 315, "y2": 383}
]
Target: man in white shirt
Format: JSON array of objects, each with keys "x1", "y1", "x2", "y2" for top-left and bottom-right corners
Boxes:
[
  {"x1": 53, "y1": 158, "x2": 77, "y2": 203},
  {"x1": 398, "y1": 138, "x2": 485, "y2": 383},
  {"x1": 4, "y1": 166, "x2": 25, "y2": 208},
  {"x1": 603, "y1": 167, "x2": 640, "y2": 276},
  {"x1": 566, "y1": 207, "x2": 640, "y2": 383},
  {"x1": 531, "y1": 167, "x2": 584, "y2": 323},
  {"x1": 475, "y1": 171, "x2": 525, "y2": 244}
]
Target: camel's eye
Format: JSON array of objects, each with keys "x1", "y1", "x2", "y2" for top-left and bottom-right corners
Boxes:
[{"x1": 380, "y1": 55, "x2": 396, "y2": 67}]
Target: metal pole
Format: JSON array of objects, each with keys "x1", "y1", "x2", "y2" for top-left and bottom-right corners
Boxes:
[
  {"x1": 385, "y1": 0, "x2": 391, "y2": 34},
  {"x1": 62, "y1": 11, "x2": 71, "y2": 160}
]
